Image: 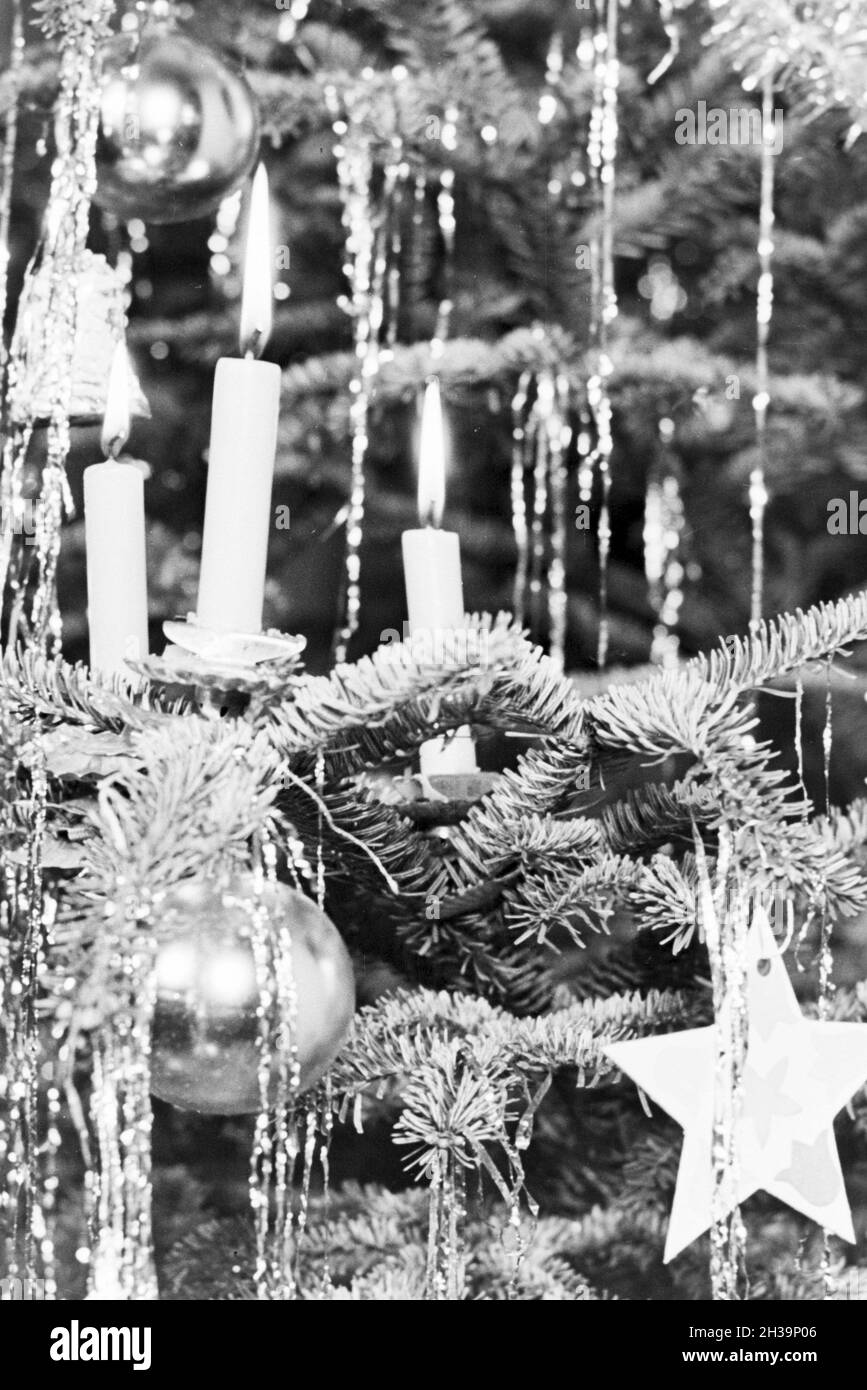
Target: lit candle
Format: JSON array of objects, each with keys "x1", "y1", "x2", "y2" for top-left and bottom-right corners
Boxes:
[
  {"x1": 84, "y1": 342, "x2": 149, "y2": 677},
  {"x1": 196, "y1": 163, "x2": 281, "y2": 632},
  {"x1": 401, "y1": 377, "x2": 478, "y2": 776}
]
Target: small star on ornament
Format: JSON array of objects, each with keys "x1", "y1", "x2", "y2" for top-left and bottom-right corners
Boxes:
[
  {"x1": 604, "y1": 909, "x2": 867, "y2": 1261},
  {"x1": 742, "y1": 1058, "x2": 801, "y2": 1147}
]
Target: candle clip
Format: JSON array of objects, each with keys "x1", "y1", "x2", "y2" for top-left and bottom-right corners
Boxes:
[
  {"x1": 164, "y1": 617, "x2": 305, "y2": 669},
  {"x1": 370, "y1": 770, "x2": 502, "y2": 827}
]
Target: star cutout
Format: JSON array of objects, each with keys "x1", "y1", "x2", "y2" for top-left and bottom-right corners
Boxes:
[{"x1": 604, "y1": 910, "x2": 867, "y2": 1262}]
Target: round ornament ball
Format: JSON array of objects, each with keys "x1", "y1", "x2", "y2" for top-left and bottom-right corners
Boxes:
[
  {"x1": 95, "y1": 22, "x2": 259, "y2": 224},
  {"x1": 150, "y1": 877, "x2": 355, "y2": 1115}
]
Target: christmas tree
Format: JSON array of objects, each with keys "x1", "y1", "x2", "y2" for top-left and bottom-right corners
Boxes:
[{"x1": 2, "y1": 0, "x2": 867, "y2": 1307}]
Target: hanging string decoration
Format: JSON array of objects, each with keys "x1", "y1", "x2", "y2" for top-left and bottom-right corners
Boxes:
[
  {"x1": 583, "y1": 0, "x2": 621, "y2": 668},
  {"x1": 0, "y1": 0, "x2": 116, "y2": 654},
  {"x1": 327, "y1": 82, "x2": 410, "y2": 663},
  {"x1": 643, "y1": 417, "x2": 684, "y2": 667},
  {"x1": 510, "y1": 359, "x2": 573, "y2": 671}
]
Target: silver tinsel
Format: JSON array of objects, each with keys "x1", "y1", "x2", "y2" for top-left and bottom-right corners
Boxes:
[{"x1": 0, "y1": 0, "x2": 116, "y2": 652}]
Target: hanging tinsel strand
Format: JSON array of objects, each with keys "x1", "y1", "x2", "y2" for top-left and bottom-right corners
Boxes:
[
  {"x1": 1, "y1": 737, "x2": 54, "y2": 1296},
  {"x1": 528, "y1": 374, "x2": 551, "y2": 632},
  {"x1": 385, "y1": 149, "x2": 408, "y2": 354},
  {"x1": 647, "y1": 0, "x2": 681, "y2": 86},
  {"x1": 585, "y1": 0, "x2": 620, "y2": 668},
  {"x1": 750, "y1": 72, "x2": 776, "y2": 631},
  {"x1": 328, "y1": 84, "x2": 407, "y2": 664},
  {"x1": 818, "y1": 660, "x2": 836, "y2": 1296},
  {"x1": 0, "y1": 0, "x2": 115, "y2": 653},
  {"x1": 247, "y1": 833, "x2": 337, "y2": 1301},
  {"x1": 643, "y1": 417, "x2": 684, "y2": 667},
  {"x1": 695, "y1": 825, "x2": 748, "y2": 1300},
  {"x1": 82, "y1": 878, "x2": 158, "y2": 1300},
  {"x1": 510, "y1": 356, "x2": 572, "y2": 667},
  {"x1": 0, "y1": 0, "x2": 24, "y2": 395},
  {"x1": 433, "y1": 106, "x2": 458, "y2": 356},
  {"x1": 249, "y1": 877, "x2": 302, "y2": 1299},
  {"x1": 546, "y1": 372, "x2": 571, "y2": 673},
  {"x1": 20, "y1": 745, "x2": 48, "y2": 1286},
  {"x1": 510, "y1": 370, "x2": 532, "y2": 623}
]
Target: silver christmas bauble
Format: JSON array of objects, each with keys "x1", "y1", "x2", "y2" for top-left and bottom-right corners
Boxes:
[
  {"x1": 95, "y1": 23, "x2": 259, "y2": 224},
  {"x1": 150, "y1": 877, "x2": 355, "y2": 1115}
]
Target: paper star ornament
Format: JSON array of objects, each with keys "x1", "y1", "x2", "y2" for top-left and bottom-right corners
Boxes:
[{"x1": 604, "y1": 911, "x2": 867, "y2": 1261}]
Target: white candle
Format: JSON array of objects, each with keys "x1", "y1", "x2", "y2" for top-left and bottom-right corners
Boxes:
[
  {"x1": 85, "y1": 344, "x2": 149, "y2": 677},
  {"x1": 401, "y1": 377, "x2": 478, "y2": 776},
  {"x1": 196, "y1": 164, "x2": 281, "y2": 633}
]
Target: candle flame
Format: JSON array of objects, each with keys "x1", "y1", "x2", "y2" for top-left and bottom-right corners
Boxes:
[
  {"x1": 240, "y1": 163, "x2": 273, "y2": 359},
  {"x1": 417, "y1": 376, "x2": 446, "y2": 527},
  {"x1": 101, "y1": 341, "x2": 131, "y2": 458}
]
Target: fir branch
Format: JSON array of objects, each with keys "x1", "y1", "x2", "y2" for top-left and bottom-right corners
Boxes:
[
  {"x1": 585, "y1": 666, "x2": 758, "y2": 763},
  {"x1": 446, "y1": 741, "x2": 588, "y2": 889},
  {"x1": 330, "y1": 985, "x2": 700, "y2": 1101},
  {"x1": 690, "y1": 591, "x2": 867, "y2": 699},
  {"x1": 280, "y1": 327, "x2": 578, "y2": 402},
  {"x1": 503, "y1": 853, "x2": 642, "y2": 945},
  {"x1": 52, "y1": 722, "x2": 281, "y2": 993},
  {"x1": 161, "y1": 1190, "x2": 609, "y2": 1300},
  {"x1": 0, "y1": 649, "x2": 183, "y2": 734},
  {"x1": 269, "y1": 612, "x2": 530, "y2": 765},
  {"x1": 817, "y1": 798, "x2": 867, "y2": 856},
  {"x1": 627, "y1": 853, "x2": 700, "y2": 954},
  {"x1": 710, "y1": 0, "x2": 867, "y2": 127},
  {"x1": 600, "y1": 780, "x2": 718, "y2": 854},
  {"x1": 293, "y1": 778, "x2": 442, "y2": 899}
]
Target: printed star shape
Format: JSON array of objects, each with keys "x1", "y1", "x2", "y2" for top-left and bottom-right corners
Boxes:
[{"x1": 604, "y1": 910, "x2": 867, "y2": 1261}]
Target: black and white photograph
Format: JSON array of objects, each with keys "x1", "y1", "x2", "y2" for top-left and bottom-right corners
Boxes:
[{"x1": 1, "y1": 0, "x2": 867, "y2": 1347}]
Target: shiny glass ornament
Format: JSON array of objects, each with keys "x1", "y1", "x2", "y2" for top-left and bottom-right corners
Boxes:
[
  {"x1": 94, "y1": 22, "x2": 260, "y2": 224},
  {"x1": 150, "y1": 877, "x2": 355, "y2": 1114}
]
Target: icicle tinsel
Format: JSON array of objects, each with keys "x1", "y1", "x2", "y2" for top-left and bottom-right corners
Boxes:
[
  {"x1": 694, "y1": 825, "x2": 748, "y2": 1301},
  {"x1": 584, "y1": 0, "x2": 620, "y2": 668},
  {"x1": 749, "y1": 74, "x2": 776, "y2": 631},
  {"x1": 510, "y1": 356, "x2": 572, "y2": 671},
  {"x1": 0, "y1": 0, "x2": 115, "y2": 653}
]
